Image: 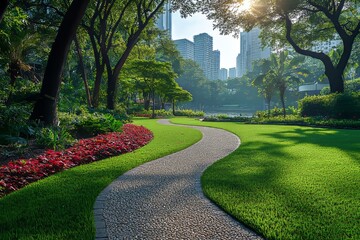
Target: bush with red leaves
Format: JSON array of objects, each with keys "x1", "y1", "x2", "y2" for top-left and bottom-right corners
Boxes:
[{"x1": 0, "y1": 124, "x2": 153, "y2": 197}]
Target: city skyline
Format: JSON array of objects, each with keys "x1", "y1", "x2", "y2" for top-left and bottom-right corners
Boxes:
[{"x1": 172, "y1": 11, "x2": 239, "y2": 69}]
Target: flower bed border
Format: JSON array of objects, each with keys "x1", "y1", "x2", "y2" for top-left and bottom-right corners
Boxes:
[{"x1": 0, "y1": 124, "x2": 153, "y2": 197}]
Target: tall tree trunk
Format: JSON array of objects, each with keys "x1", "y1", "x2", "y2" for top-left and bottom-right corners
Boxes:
[
  {"x1": 5, "y1": 61, "x2": 18, "y2": 106},
  {"x1": 30, "y1": 0, "x2": 90, "y2": 125},
  {"x1": 151, "y1": 89, "x2": 155, "y2": 119},
  {"x1": 325, "y1": 67, "x2": 344, "y2": 93},
  {"x1": 0, "y1": 0, "x2": 9, "y2": 23},
  {"x1": 74, "y1": 35, "x2": 92, "y2": 107},
  {"x1": 106, "y1": 32, "x2": 141, "y2": 110},
  {"x1": 172, "y1": 99, "x2": 176, "y2": 115},
  {"x1": 284, "y1": 14, "x2": 356, "y2": 93},
  {"x1": 266, "y1": 97, "x2": 271, "y2": 118},
  {"x1": 279, "y1": 89, "x2": 286, "y2": 118}
]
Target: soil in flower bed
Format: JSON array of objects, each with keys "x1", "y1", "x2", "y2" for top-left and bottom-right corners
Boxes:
[
  {"x1": 0, "y1": 124, "x2": 153, "y2": 198},
  {"x1": 0, "y1": 141, "x2": 47, "y2": 166}
]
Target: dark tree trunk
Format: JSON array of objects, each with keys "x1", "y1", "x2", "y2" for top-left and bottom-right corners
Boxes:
[
  {"x1": 0, "y1": 0, "x2": 9, "y2": 23},
  {"x1": 106, "y1": 31, "x2": 141, "y2": 110},
  {"x1": 5, "y1": 61, "x2": 18, "y2": 106},
  {"x1": 74, "y1": 35, "x2": 92, "y2": 107},
  {"x1": 266, "y1": 97, "x2": 271, "y2": 118},
  {"x1": 143, "y1": 91, "x2": 150, "y2": 110},
  {"x1": 92, "y1": 64, "x2": 104, "y2": 108},
  {"x1": 325, "y1": 66, "x2": 344, "y2": 93},
  {"x1": 284, "y1": 14, "x2": 357, "y2": 93},
  {"x1": 30, "y1": 0, "x2": 90, "y2": 125},
  {"x1": 151, "y1": 89, "x2": 156, "y2": 119},
  {"x1": 172, "y1": 99, "x2": 176, "y2": 115},
  {"x1": 105, "y1": 0, "x2": 166, "y2": 110},
  {"x1": 279, "y1": 89, "x2": 286, "y2": 118}
]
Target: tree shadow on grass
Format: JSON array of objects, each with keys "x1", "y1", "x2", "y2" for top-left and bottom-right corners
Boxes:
[
  {"x1": 258, "y1": 127, "x2": 360, "y2": 163},
  {"x1": 202, "y1": 132, "x2": 360, "y2": 240}
]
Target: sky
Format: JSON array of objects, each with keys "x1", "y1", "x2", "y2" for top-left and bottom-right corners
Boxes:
[{"x1": 172, "y1": 11, "x2": 240, "y2": 70}]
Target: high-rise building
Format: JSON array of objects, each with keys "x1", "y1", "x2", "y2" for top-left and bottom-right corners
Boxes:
[
  {"x1": 229, "y1": 67, "x2": 237, "y2": 79},
  {"x1": 156, "y1": 2, "x2": 172, "y2": 38},
  {"x1": 194, "y1": 33, "x2": 213, "y2": 80},
  {"x1": 219, "y1": 68, "x2": 228, "y2": 81},
  {"x1": 239, "y1": 28, "x2": 271, "y2": 77},
  {"x1": 211, "y1": 50, "x2": 220, "y2": 80},
  {"x1": 236, "y1": 53, "x2": 241, "y2": 77},
  {"x1": 174, "y1": 39, "x2": 194, "y2": 60}
]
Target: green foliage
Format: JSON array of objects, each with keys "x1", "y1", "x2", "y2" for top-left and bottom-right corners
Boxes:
[
  {"x1": 254, "y1": 106, "x2": 298, "y2": 118},
  {"x1": 60, "y1": 112, "x2": 123, "y2": 138},
  {"x1": 0, "y1": 104, "x2": 33, "y2": 137},
  {"x1": 35, "y1": 127, "x2": 74, "y2": 151},
  {"x1": 174, "y1": 109, "x2": 205, "y2": 117},
  {"x1": 202, "y1": 114, "x2": 250, "y2": 122},
  {"x1": 0, "y1": 135, "x2": 27, "y2": 147},
  {"x1": 299, "y1": 93, "x2": 360, "y2": 119}
]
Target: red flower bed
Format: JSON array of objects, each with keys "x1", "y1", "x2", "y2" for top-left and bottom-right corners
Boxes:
[{"x1": 0, "y1": 124, "x2": 153, "y2": 197}]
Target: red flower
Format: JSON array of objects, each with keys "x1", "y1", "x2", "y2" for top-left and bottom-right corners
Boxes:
[{"x1": 0, "y1": 124, "x2": 153, "y2": 197}]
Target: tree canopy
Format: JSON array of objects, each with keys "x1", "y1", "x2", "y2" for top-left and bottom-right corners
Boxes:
[{"x1": 192, "y1": 0, "x2": 360, "y2": 93}]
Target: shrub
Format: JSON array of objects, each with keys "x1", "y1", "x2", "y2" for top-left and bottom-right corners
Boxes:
[
  {"x1": 202, "y1": 114, "x2": 250, "y2": 122},
  {"x1": 73, "y1": 114, "x2": 123, "y2": 138},
  {"x1": 59, "y1": 111, "x2": 123, "y2": 138},
  {"x1": 254, "y1": 106, "x2": 298, "y2": 118},
  {"x1": 0, "y1": 104, "x2": 33, "y2": 137},
  {"x1": 299, "y1": 93, "x2": 360, "y2": 119},
  {"x1": 35, "y1": 127, "x2": 75, "y2": 150},
  {"x1": 174, "y1": 109, "x2": 205, "y2": 117},
  {"x1": 134, "y1": 110, "x2": 172, "y2": 118}
]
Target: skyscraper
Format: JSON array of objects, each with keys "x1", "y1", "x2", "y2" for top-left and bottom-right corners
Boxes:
[
  {"x1": 156, "y1": 2, "x2": 172, "y2": 38},
  {"x1": 219, "y1": 68, "x2": 228, "y2": 81},
  {"x1": 194, "y1": 33, "x2": 213, "y2": 80},
  {"x1": 236, "y1": 53, "x2": 241, "y2": 77},
  {"x1": 174, "y1": 39, "x2": 194, "y2": 60},
  {"x1": 211, "y1": 50, "x2": 220, "y2": 80},
  {"x1": 229, "y1": 68, "x2": 237, "y2": 79},
  {"x1": 239, "y1": 28, "x2": 271, "y2": 77}
]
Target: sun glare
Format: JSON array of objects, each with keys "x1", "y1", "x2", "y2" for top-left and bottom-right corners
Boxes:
[{"x1": 238, "y1": 0, "x2": 252, "y2": 12}]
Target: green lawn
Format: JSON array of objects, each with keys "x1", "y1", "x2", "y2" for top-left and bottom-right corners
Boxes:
[
  {"x1": 0, "y1": 119, "x2": 202, "y2": 239},
  {"x1": 171, "y1": 118, "x2": 360, "y2": 240}
]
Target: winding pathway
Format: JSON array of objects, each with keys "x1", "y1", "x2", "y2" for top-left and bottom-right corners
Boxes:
[{"x1": 94, "y1": 119, "x2": 262, "y2": 239}]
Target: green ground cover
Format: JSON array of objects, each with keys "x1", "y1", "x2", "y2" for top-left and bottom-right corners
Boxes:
[
  {"x1": 0, "y1": 119, "x2": 202, "y2": 239},
  {"x1": 171, "y1": 118, "x2": 360, "y2": 240}
]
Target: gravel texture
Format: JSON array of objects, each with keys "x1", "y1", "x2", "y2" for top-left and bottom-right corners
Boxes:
[{"x1": 94, "y1": 119, "x2": 263, "y2": 240}]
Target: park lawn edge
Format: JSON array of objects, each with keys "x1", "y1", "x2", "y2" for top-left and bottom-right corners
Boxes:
[
  {"x1": 170, "y1": 117, "x2": 360, "y2": 240},
  {"x1": 0, "y1": 118, "x2": 202, "y2": 240}
]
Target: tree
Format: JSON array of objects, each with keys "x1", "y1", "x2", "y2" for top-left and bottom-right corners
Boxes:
[
  {"x1": 30, "y1": 0, "x2": 90, "y2": 125},
  {"x1": 250, "y1": 59, "x2": 276, "y2": 116},
  {"x1": 254, "y1": 51, "x2": 307, "y2": 117},
  {"x1": 176, "y1": 59, "x2": 210, "y2": 109},
  {"x1": 167, "y1": 86, "x2": 192, "y2": 115},
  {"x1": 195, "y1": 0, "x2": 360, "y2": 93},
  {"x1": 128, "y1": 59, "x2": 177, "y2": 118}
]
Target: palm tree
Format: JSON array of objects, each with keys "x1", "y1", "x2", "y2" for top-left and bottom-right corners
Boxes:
[{"x1": 253, "y1": 51, "x2": 308, "y2": 117}]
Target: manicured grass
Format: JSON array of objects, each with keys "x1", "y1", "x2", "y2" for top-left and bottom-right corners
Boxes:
[
  {"x1": 0, "y1": 119, "x2": 202, "y2": 239},
  {"x1": 171, "y1": 118, "x2": 360, "y2": 240}
]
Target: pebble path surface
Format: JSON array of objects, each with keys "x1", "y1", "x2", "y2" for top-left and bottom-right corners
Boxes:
[{"x1": 94, "y1": 119, "x2": 263, "y2": 240}]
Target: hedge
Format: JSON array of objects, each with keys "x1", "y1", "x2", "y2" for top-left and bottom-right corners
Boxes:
[{"x1": 299, "y1": 93, "x2": 360, "y2": 119}]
